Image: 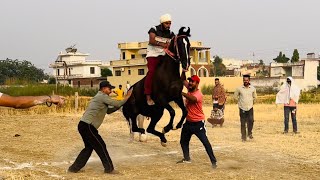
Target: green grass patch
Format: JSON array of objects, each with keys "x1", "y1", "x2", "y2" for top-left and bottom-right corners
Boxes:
[{"x1": 0, "y1": 84, "x2": 98, "y2": 97}]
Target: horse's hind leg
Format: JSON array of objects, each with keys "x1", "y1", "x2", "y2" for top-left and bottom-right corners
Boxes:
[
  {"x1": 129, "y1": 114, "x2": 145, "y2": 134},
  {"x1": 174, "y1": 96, "x2": 187, "y2": 129},
  {"x1": 137, "y1": 114, "x2": 147, "y2": 142},
  {"x1": 163, "y1": 104, "x2": 175, "y2": 133}
]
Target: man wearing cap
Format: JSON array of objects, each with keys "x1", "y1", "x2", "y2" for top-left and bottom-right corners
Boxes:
[
  {"x1": 68, "y1": 81, "x2": 132, "y2": 174},
  {"x1": 144, "y1": 13, "x2": 175, "y2": 105},
  {"x1": 234, "y1": 75, "x2": 257, "y2": 142},
  {"x1": 177, "y1": 72, "x2": 218, "y2": 169}
]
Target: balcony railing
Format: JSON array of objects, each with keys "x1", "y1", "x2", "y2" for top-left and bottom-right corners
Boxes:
[
  {"x1": 270, "y1": 62, "x2": 304, "y2": 67},
  {"x1": 110, "y1": 58, "x2": 146, "y2": 66},
  {"x1": 118, "y1": 42, "x2": 148, "y2": 49},
  {"x1": 51, "y1": 60, "x2": 102, "y2": 67},
  {"x1": 55, "y1": 74, "x2": 83, "y2": 79}
]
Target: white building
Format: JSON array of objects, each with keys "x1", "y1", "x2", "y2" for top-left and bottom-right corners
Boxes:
[
  {"x1": 221, "y1": 58, "x2": 254, "y2": 70},
  {"x1": 49, "y1": 46, "x2": 104, "y2": 88},
  {"x1": 253, "y1": 54, "x2": 320, "y2": 91}
]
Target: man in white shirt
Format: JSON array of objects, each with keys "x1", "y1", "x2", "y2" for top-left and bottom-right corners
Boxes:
[{"x1": 144, "y1": 14, "x2": 175, "y2": 105}]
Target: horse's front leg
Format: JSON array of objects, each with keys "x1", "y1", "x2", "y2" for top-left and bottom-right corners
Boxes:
[
  {"x1": 174, "y1": 96, "x2": 187, "y2": 129},
  {"x1": 163, "y1": 104, "x2": 175, "y2": 133},
  {"x1": 146, "y1": 109, "x2": 167, "y2": 146}
]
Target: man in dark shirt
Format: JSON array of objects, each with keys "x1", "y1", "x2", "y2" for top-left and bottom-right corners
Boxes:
[{"x1": 144, "y1": 13, "x2": 175, "y2": 105}]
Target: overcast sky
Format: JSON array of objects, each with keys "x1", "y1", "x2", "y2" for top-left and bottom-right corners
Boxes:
[{"x1": 1, "y1": 0, "x2": 319, "y2": 73}]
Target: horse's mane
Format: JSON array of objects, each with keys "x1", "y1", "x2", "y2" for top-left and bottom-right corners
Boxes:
[{"x1": 178, "y1": 27, "x2": 191, "y2": 37}]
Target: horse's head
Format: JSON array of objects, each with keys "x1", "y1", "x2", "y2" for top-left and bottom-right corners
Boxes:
[{"x1": 167, "y1": 27, "x2": 191, "y2": 71}]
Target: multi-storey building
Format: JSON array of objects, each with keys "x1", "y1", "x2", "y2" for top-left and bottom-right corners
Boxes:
[
  {"x1": 106, "y1": 41, "x2": 212, "y2": 80},
  {"x1": 49, "y1": 46, "x2": 105, "y2": 88}
]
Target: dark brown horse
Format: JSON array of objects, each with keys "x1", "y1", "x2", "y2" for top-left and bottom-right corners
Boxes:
[{"x1": 122, "y1": 27, "x2": 191, "y2": 146}]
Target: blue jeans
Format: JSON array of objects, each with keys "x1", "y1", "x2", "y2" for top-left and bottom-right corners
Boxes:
[{"x1": 284, "y1": 106, "x2": 297, "y2": 132}]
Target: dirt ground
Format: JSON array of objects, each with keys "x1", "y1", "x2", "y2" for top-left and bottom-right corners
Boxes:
[{"x1": 0, "y1": 104, "x2": 319, "y2": 180}]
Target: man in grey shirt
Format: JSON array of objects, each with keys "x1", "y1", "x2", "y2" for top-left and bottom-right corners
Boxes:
[
  {"x1": 68, "y1": 81, "x2": 132, "y2": 174},
  {"x1": 234, "y1": 75, "x2": 257, "y2": 142}
]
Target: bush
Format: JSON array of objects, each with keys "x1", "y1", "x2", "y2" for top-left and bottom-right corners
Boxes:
[
  {"x1": 255, "y1": 86, "x2": 278, "y2": 95},
  {"x1": 48, "y1": 77, "x2": 56, "y2": 84},
  {"x1": 0, "y1": 84, "x2": 98, "y2": 97},
  {"x1": 201, "y1": 84, "x2": 214, "y2": 95}
]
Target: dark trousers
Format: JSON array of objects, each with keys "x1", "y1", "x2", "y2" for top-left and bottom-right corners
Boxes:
[
  {"x1": 284, "y1": 106, "x2": 297, "y2": 132},
  {"x1": 180, "y1": 121, "x2": 217, "y2": 165},
  {"x1": 239, "y1": 108, "x2": 254, "y2": 140},
  {"x1": 69, "y1": 121, "x2": 114, "y2": 173}
]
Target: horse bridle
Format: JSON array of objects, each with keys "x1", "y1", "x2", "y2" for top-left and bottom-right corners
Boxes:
[{"x1": 165, "y1": 35, "x2": 188, "y2": 62}]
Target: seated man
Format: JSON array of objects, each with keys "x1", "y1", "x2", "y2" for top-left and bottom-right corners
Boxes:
[
  {"x1": 144, "y1": 13, "x2": 175, "y2": 105},
  {"x1": 207, "y1": 103, "x2": 224, "y2": 127}
]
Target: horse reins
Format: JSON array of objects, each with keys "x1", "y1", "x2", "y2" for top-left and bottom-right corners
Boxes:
[{"x1": 164, "y1": 35, "x2": 187, "y2": 62}]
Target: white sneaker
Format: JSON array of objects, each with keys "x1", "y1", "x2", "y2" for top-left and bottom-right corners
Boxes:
[{"x1": 176, "y1": 159, "x2": 191, "y2": 164}]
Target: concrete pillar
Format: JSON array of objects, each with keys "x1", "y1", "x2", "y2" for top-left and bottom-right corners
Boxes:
[
  {"x1": 206, "y1": 50, "x2": 211, "y2": 64},
  {"x1": 193, "y1": 49, "x2": 199, "y2": 64}
]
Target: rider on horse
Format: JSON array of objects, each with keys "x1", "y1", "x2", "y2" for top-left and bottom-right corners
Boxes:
[{"x1": 145, "y1": 13, "x2": 175, "y2": 105}]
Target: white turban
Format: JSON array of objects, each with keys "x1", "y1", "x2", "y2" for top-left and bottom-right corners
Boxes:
[{"x1": 160, "y1": 14, "x2": 172, "y2": 23}]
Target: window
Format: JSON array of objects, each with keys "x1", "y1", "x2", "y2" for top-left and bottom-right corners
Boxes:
[
  {"x1": 142, "y1": 54, "x2": 147, "y2": 58},
  {"x1": 138, "y1": 69, "x2": 145, "y2": 75},
  {"x1": 90, "y1": 67, "x2": 95, "y2": 74},
  {"x1": 128, "y1": 70, "x2": 131, "y2": 75},
  {"x1": 122, "y1": 52, "x2": 126, "y2": 60},
  {"x1": 115, "y1": 70, "x2": 121, "y2": 76},
  {"x1": 131, "y1": 54, "x2": 135, "y2": 59},
  {"x1": 69, "y1": 68, "x2": 71, "y2": 75},
  {"x1": 78, "y1": 81, "x2": 80, "y2": 88},
  {"x1": 57, "y1": 69, "x2": 60, "y2": 76},
  {"x1": 91, "y1": 80, "x2": 93, "y2": 87}
]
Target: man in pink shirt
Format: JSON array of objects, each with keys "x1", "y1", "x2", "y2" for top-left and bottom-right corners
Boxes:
[{"x1": 177, "y1": 72, "x2": 217, "y2": 169}]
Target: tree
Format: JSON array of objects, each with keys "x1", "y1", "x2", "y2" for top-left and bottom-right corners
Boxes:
[
  {"x1": 291, "y1": 49, "x2": 299, "y2": 63},
  {"x1": 48, "y1": 77, "x2": 56, "y2": 84},
  {"x1": 101, "y1": 68, "x2": 113, "y2": 77},
  {"x1": 212, "y1": 56, "x2": 226, "y2": 76},
  {"x1": 259, "y1": 59, "x2": 264, "y2": 66},
  {"x1": 273, "y1": 52, "x2": 290, "y2": 63},
  {"x1": 0, "y1": 58, "x2": 46, "y2": 85}
]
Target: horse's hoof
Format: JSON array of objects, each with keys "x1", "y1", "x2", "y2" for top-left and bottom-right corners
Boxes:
[
  {"x1": 161, "y1": 141, "x2": 167, "y2": 147},
  {"x1": 129, "y1": 133, "x2": 134, "y2": 142},
  {"x1": 162, "y1": 128, "x2": 166, "y2": 133},
  {"x1": 139, "y1": 134, "x2": 147, "y2": 142},
  {"x1": 163, "y1": 126, "x2": 173, "y2": 133}
]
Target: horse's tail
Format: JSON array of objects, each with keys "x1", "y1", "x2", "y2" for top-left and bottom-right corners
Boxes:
[
  {"x1": 123, "y1": 90, "x2": 136, "y2": 135},
  {"x1": 122, "y1": 102, "x2": 131, "y2": 131}
]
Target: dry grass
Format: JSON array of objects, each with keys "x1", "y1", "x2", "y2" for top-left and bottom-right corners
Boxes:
[{"x1": 0, "y1": 104, "x2": 319, "y2": 179}]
